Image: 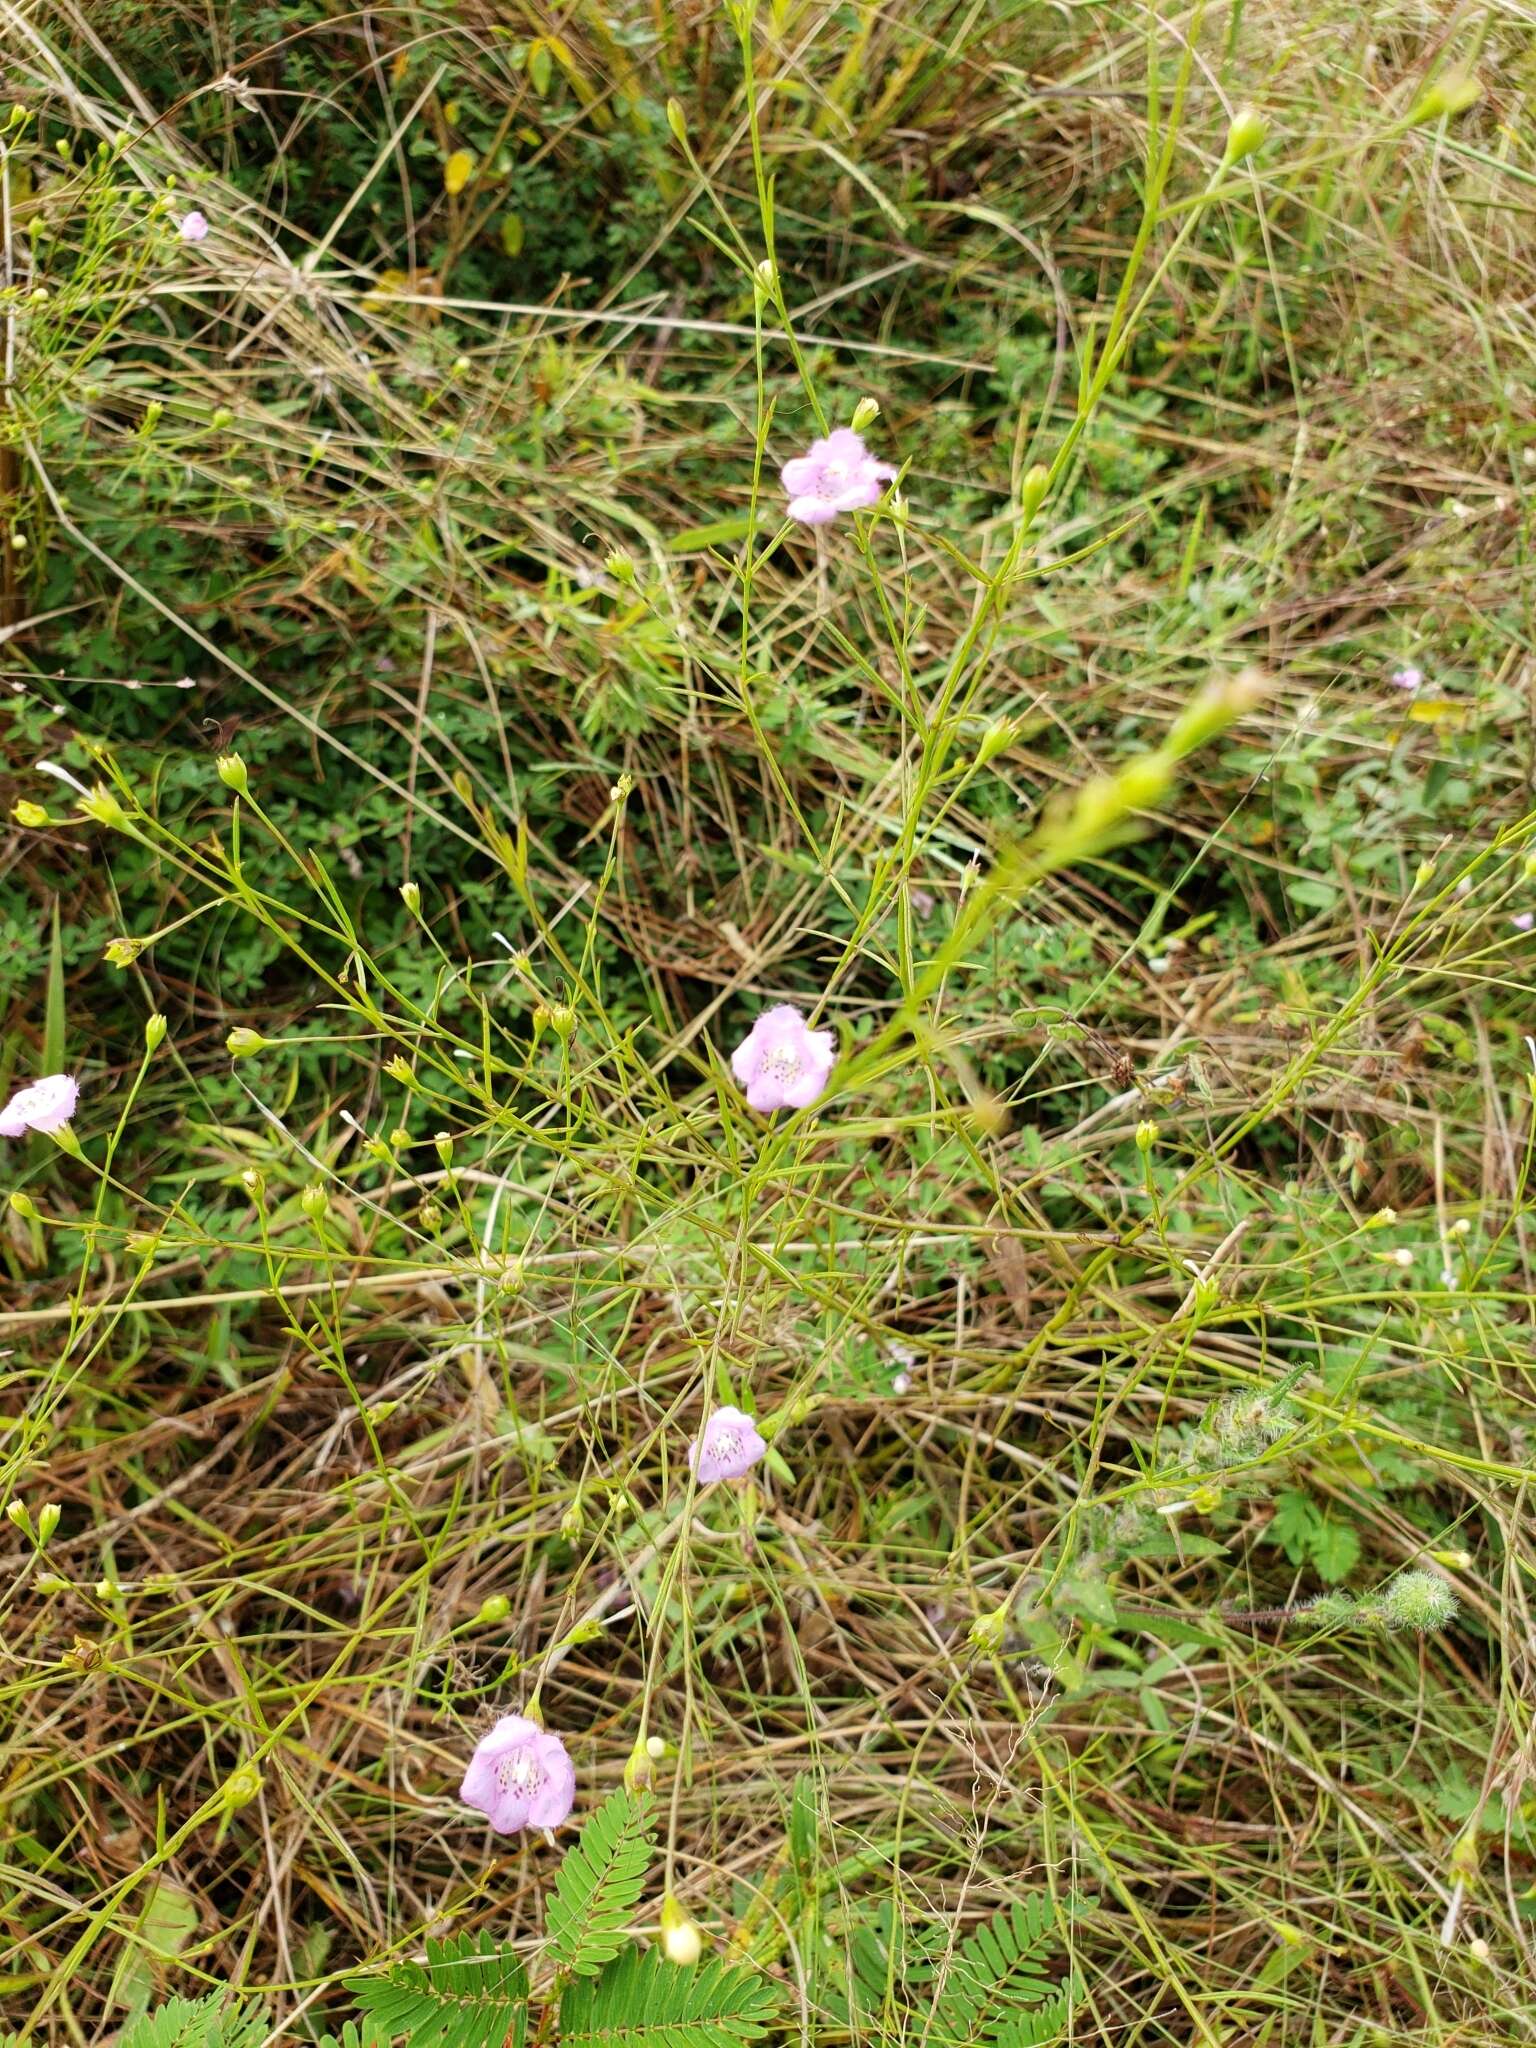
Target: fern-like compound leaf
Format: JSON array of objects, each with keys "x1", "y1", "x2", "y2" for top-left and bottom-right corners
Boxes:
[
  {"x1": 546, "y1": 1787, "x2": 657, "y2": 1978},
  {"x1": 559, "y1": 1945, "x2": 778, "y2": 2048},
  {"x1": 346, "y1": 1929, "x2": 529, "y2": 2048}
]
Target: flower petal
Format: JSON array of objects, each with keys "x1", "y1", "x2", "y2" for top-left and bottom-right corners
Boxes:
[{"x1": 787, "y1": 495, "x2": 839, "y2": 526}]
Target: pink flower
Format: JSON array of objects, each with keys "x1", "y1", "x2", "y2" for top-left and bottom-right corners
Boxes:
[
  {"x1": 780, "y1": 428, "x2": 896, "y2": 526},
  {"x1": 688, "y1": 1405, "x2": 767, "y2": 1484},
  {"x1": 1512, "y1": 912, "x2": 1534, "y2": 932},
  {"x1": 460, "y1": 1715, "x2": 575, "y2": 1834},
  {"x1": 730, "y1": 1003, "x2": 835, "y2": 1113},
  {"x1": 0, "y1": 1074, "x2": 78, "y2": 1138},
  {"x1": 1390, "y1": 666, "x2": 1423, "y2": 692},
  {"x1": 178, "y1": 211, "x2": 209, "y2": 243}
]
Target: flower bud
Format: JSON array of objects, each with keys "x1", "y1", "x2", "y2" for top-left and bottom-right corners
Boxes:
[
  {"x1": 1365, "y1": 1206, "x2": 1396, "y2": 1229},
  {"x1": 211, "y1": 406, "x2": 234, "y2": 429},
  {"x1": 753, "y1": 258, "x2": 776, "y2": 309},
  {"x1": 384, "y1": 1055, "x2": 413, "y2": 1086},
  {"x1": 11, "y1": 800, "x2": 50, "y2": 827},
  {"x1": 36, "y1": 1502, "x2": 60, "y2": 1544},
  {"x1": 975, "y1": 718, "x2": 1017, "y2": 766},
  {"x1": 1448, "y1": 1217, "x2": 1471, "y2": 1238},
  {"x1": 104, "y1": 937, "x2": 144, "y2": 968},
  {"x1": 659, "y1": 1893, "x2": 703, "y2": 1967},
  {"x1": 1135, "y1": 1119, "x2": 1158, "y2": 1152},
  {"x1": 1430, "y1": 1547, "x2": 1473, "y2": 1571},
  {"x1": 1413, "y1": 858, "x2": 1435, "y2": 891},
  {"x1": 299, "y1": 1183, "x2": 328, "y2": 1222},
  {"x1": 77, "y1": 785, "x2": 128, "y2": 830},
  {"x1": 967, "y1": 1603, "x2": 1009, "y2": 1655},
  {"x1": 215, "y1": 753, "x2": 249, "y2": 796},
  {"x1": 226, "y1": 1026, "x2": 272, "y2": 1059},
  {"x1": 604, "y1": 548, "x2": 634, "y2": 585},
  {"x1": 5, "y1": 1500, "x2": 31, "y2": 1533},
  {"x1": 1410, "y1": 74, "x2": 1481, "y2": 126},
  {"x1": 400, "y1": 880, "x2": 422, "y2": 917},
  {"x1": 126, "y1": 1230, "x2": 161, "y2": 1258},
  {"x1": 240, "y1": 1168, "x2": 265, "y2": 1201},
  {"x1": 624, "y1": 1732, "x2": 655, "y2": 1790},
  {"x1": 665, "y1": 97, "x2": 688, "y2": 145},
  {"x1": 9, "y1": 1190, "x2": 37, "y2": 1219},
  {"x1": 1019, "y1": 464, "x2": 1050, "y2": 521},
  {"x1": 1223, "y1": 106, "x2": 1267, "y2": 164},
  {"x1": 850, "y1": 397, "x2": 880, "y2": 434},
  {"x1": 559, "y1": 1495, "x2": 584, "y2": 1541},
  {"x1": 476, "y1": 1592, "x2": 512, "y2": 1625},
  {"x1": 434, "y1": 1131, "x2": 453, "y2": 1167},
  {"x1": 221, "y1": 1763, "x2": 262, "y2": 1810},
  {"x1": 144, "y1": 1013, "x2": 167, "y2": 1053}
]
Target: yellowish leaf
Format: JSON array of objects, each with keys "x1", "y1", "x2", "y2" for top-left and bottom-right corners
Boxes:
[{"x1": 444, "y1": 149, "x2": 474, "y2": 196}]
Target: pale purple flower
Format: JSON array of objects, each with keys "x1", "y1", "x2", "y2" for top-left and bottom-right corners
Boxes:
[
  {"x1": 178, "y1": 211, "x2": 209, "y2": 244},
  {"x1": 781, "y1": 428, "x2": 895, "y2": 526},
  {"x1": 460, "y1": 1715, "x2": 575, "y2": 1834},
  {"x1": 688, "y1": 1404, "x2": 767, "y2": 1484},
  {"x1": 1512, "y1": 912, "x2": 1534, "y2": 933},
  {"x1": 1390, "y1": 666, "x2": 1423, "y2": 692},
  {"x1": 0, "y1": 1074, "x2": 78, "y2": 1138},
  {"x1": 730, "y1": 1003, "x2": 835, "y2": 1113}
]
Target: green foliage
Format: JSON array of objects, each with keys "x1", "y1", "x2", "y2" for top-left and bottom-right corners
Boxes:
[
  {"x1": 558, "y1": 1947, "x2": 779, "y2": 2048},
  {"x1": 346, "y1": 1933, "x2": 529, "y2": 2048},
  {"x1": 928, "y1": 1897, "x2": 1079, "y2": 2048},
  {"x1": 119, "y1": 1996, "x2": 269, "y2": 2048},
  {"x1": 1267, "y1": 1490, "x2": 1362, "y2": 1585},
  {"x1": 546, "y1": 1786, "x2": 658, "y2": 1978}
]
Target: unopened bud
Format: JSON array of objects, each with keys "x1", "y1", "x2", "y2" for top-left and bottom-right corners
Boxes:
[
  {"x1": 5, "y1": 1500, "x2": 31, "y2": 1533},
  {"x1": 240, "y1": 1168, "x2": 265, "y2": 1201},
  {"x1": 665, "y1": 97, "x2": 688, "y2": 145},
  {"x1": 400, "y1": 880, "x2": 422, "y2": 916},
  {"x1": 9, "y1": 1190, "x2": 37, "y2": 1219},
  {"x1": 11, "y1": 800, "x2": 50, "y2": 827},
  {"x1": 383, "y1": 1055, "x2": 413, "y2": 1086},
  {"x1": 215, "y1": 753, "x2": 249, "y2": 796},
  {"x1": 36, "y1": 1502, "x2": 60, "y2": 1544},
  {"x1": 226, "y1": 1026, "x2": 272, "y2": 1059},
  {"x1": 299, "y1": 1183, "x2": 328, "y2": 1222},
  {"x1": 659, "y1": 1893, "x2": 703, "y2": 1966},
  {"x1": 221, "y1": 1764, "x2": 262, "y2": 1811},
  {"x1": 434, "y1": 1131, "x2": 453, "y2": 1167},
  {"x1": 1410, "y1": 75, "x2": 1481, "y2": 126},
  {"x1": 850, "y1": 397, "x2": 880, "y2": 434},
  {"x1": 753, "y1": 258, "x2": 776, "y2": 309},
  {"x1": 1366, "y1": 1206, "x2": 1397, "y2": 1228},
  {"x1": 976, "y1": 718, "x2": 1017, "y2": 766},
  {"x1": 1223, "y1": 106, "x2": 1267, "y2": 164},
  {"x1": 559, "y1": 1495, "x2": 584, "y2": 1541},
  {"x1": 624, "y1": 1733, "x2": 654, "y2": 1790},
  {"x1": 104, "y1": 936, "x2": 144, "y2": 968},
  {"x1": 77, "y1": 785, "x2": 128, "y2": 830},
  {"x1": 603, "y1": 547, "x2": 634, "y2": 584},
  {"x1": 144, "y1": 1013, "x2": 167, "y2": 1053},
  {"x1": 1019, "y1": 464, "x2": 1050, "y2": 520},
  {"x1": 1135, "y1": 1119, "x2": 1158, "y2": 1152},
  {"x1": 1413, "y1": 858, "x2": 1435, "y2": 890},
  {"x1": 476, "y1": 1592, "x2": 512, "y2": 1625},
  {"x1": 967, "y1": 1603, "x2": 1009, "y2": 1655}
]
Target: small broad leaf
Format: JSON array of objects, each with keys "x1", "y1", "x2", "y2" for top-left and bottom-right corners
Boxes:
[{"x1": 443, "y1": 150, "x2": 474, "y2": 196}]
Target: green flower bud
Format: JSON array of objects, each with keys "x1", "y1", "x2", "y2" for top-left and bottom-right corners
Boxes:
[
  {"x1": 1223, "y1": 106, "x2": 1267, "y2": 164},
  {"x1": 967, "y1": 1603, "x2": 1009, "y2": 1655},
  {"x1": 604, "y1": 548, "x2": 634, "y2": 585},
  {"x1": 476, "y1": 1592, "x2": 512, "y2": 1625},
  {"x1": 665, "y1": 97, "x2": 688, "y2": 145},
  {"x1": 9, "y1": 1190, "x2": 37, "y2": 1219},
  {"x1": 299, "y1": 1183, "x2": 328, "y2": 1222},
  {"x1": 104, "y1": 936, "x2": 144, "y2": 968},
  {"x1": 226, "y1": 1026, "x2": 272, "y2": 1059},
  {"x1": 659, "y1": 1893, "x2": 703, "y2": 1966},
  {"x1": 216, "y1": 753, "x2": 249, "y2": 796},
  {"x1": 1410, "y1": 75, "x2": 1481, "y2": 126},
  {"x1": 77, "y1": 784, "x2": 129, "y2": 830},
  {"x1": 1135, "y1": 1119, "x2": 1158, "y2": 1152},
  {"x1": 850, "y1": 397, "x2": 880, "y2": 434},
  {"x1": 624, "y1": 1732, "x2": 655, "y2": 1790},
  {"x1": 383, "y1": 1055, "x2": 413, "y2": 1086},
  {"x1": 5, "y1": 1500, "x2": 31, "y2": 1533},
  {"x1": 36, "y1": 1502, "x2": 60, "y2": 1544},
  {"x1": 434, "y1": 1131, "x2": 453, "y2": 1167},
  {"x1": 144, "y1": 1013, "x2": 167, "y2": 1053},
  {"x1": 1019, "y1": 464, "x2": 1050, "y2": 520},
  {"x1": 221, "y1": 1764, "x2": 263, "y2": 1810},
  {"x1": 11, "y1": 800, "x2": 50, "y2": 828},
  {"x1": 240, "y1": 1168, "x2": 265, "y2": 1201},
  {"x1": 400, "y1": 880, "x2": 422, "y2": 916}
]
